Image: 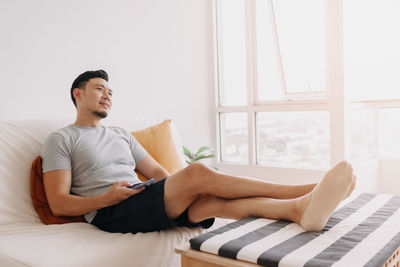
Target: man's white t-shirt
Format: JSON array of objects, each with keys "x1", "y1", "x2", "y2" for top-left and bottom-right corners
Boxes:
[{"x1": 41, "y1": 124, "x2": 148, "y2": 223}]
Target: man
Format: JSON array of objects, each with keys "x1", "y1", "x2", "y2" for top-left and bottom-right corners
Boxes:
[{"x1": 41, "y1": 70, "x2": 356, "y2": 234}]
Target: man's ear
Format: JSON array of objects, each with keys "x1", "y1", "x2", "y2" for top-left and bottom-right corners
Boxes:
[{"x1": 73, "y1": 88, "x2": 82, "y2": 104}]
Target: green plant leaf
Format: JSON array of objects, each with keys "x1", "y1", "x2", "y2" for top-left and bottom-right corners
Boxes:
[
  {"x1": 183, "y1": 145, "x2": 190, "y2": 155},
  {"x1": 185, "y1": 160, "x2": 191, "y2": 165},
  {"x1": 195, "y1": 146, "x2": 210, "y2": 156},
  {"x1": 193, "y1": 154, "x2": 216, "y2": 161},
  {"x1": 182, "y1": 146, "x2": 193, "y2": 159}
]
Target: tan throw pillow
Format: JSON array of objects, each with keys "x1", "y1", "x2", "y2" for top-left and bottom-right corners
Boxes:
[{"x1": 132, "y1": 119, "x2": 184, "y2": 181}]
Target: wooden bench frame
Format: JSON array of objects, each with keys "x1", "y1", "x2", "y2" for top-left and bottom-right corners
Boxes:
[{"x1": 176, "y1": 243, "x2": 400, "y2": 267}]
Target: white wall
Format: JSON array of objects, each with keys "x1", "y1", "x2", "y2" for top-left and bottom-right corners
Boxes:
[
  {"x1": 378, "y1": 159, "x2": 400, "y2": 196},
  {"x1": 0, "y1": 0, "x2": 215, "y2": 153}
]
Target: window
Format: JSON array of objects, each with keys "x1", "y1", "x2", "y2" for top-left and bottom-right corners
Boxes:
[
  {"x1": 344, "y1": 0, "x2": 400, "y2": 102},
  {"x1": 264, "y1": 0, "x2": 326, "y2": 95},
  {"x1": 256, "y1": 111, "x2": 330, "y2": 168},
  {"x1": 218, "y1": 0, "x2": 247, "y2": 106},
  {"x1": 378, "y1": 108, "x2": 400, "y2": 157},
  {"x1": 349, "y1": 108, "x2": 375, "y2": 163},
  {"x1": 213, "y1": 0, "x2": 400, "y2": 175},
  {"x1": 219, "y1": 112, "x2": 248, "y2": 163},
  {"x1": 344, "y1": 0, "x2": 400, "y2": 161}
]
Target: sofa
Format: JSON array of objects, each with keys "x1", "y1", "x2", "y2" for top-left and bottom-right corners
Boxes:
[{"x1": 0, "y1": 118, "x2": 230, "y2": 267}]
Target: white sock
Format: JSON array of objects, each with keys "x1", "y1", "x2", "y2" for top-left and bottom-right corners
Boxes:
[{"x1": 300, "y1": 161, "x2": 354, "y2": 232}]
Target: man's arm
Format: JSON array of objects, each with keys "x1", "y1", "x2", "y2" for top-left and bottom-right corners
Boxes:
[
  {"x1": 43, "y1": 169, "x2": 144, "y2": 217},
  {"x1": 135, "y1": 155, "x2": 170, "y2": 181}
]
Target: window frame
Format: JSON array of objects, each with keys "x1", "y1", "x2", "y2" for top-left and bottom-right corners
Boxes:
[
  {"x1": 350, "y1": 100, "x2": 400, "y2": 160},
  {"x1": 213, "y1": 0, "x2": 347, "y2": 178}
]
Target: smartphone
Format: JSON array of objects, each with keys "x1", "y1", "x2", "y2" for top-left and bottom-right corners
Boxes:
[{"x1": 128, "y1": 178, "x2": 156, "y2": 189}]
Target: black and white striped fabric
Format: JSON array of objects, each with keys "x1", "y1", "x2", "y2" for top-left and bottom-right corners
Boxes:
[{"x1": 190, "y1": 193, "x2": 400, "y2": 267}]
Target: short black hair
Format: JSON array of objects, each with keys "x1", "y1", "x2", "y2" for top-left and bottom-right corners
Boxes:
[{"x1": 70, "y1": 70, "x2": 109, "y2": 107}]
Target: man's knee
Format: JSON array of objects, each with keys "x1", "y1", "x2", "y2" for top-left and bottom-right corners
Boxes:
[
  {"x1": 173, "y1": 163, "x2": 213, "y2": 196},
  {"x1": 185, "y1": 162, "x2": 212, "y2": 179}
]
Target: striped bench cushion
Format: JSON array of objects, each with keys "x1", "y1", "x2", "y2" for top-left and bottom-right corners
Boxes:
[{"x1": 189, "y1": 193, "x2": 400, "y2": 267}]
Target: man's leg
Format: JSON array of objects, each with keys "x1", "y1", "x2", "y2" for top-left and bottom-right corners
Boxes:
[
  {"x1": 164, "y1": 162, "x2": 316, "y2": 219},
  {"x1": 186, "y1": 170, "x2": 356, "y2": 226},
  {"x1": 185, "y1": 195, "x2": 304, "y2": 224},
  {"x1": 163, "y1": 161, "x2": 355, "y2": 231}
]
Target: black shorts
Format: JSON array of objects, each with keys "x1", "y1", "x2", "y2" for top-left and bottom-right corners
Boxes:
[{"x1": 91, "y1": 178, "x2": 215, "y2": 234}]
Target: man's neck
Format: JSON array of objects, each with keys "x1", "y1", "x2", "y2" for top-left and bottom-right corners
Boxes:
[{"x1": 74, "y1": 116, "x2": 102, "y2": 128}]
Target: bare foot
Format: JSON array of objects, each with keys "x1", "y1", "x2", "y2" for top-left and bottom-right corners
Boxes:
[{"x1": 299, "y1": 161, "x2": 354, "y2": 232}]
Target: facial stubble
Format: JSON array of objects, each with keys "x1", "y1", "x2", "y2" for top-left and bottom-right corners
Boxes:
[{"x1": 92, "y1": 111, "x2": 108, "y2": 118}]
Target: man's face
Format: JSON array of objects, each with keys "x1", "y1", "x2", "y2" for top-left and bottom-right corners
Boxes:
[{"x1": 76, "y1": 78, "x2": 113, "y2": 118}]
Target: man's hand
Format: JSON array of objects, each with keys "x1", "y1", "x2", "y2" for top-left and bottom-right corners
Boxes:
[{"x1": 104, "y1": 181, "x2": 145, "y2": 206}]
